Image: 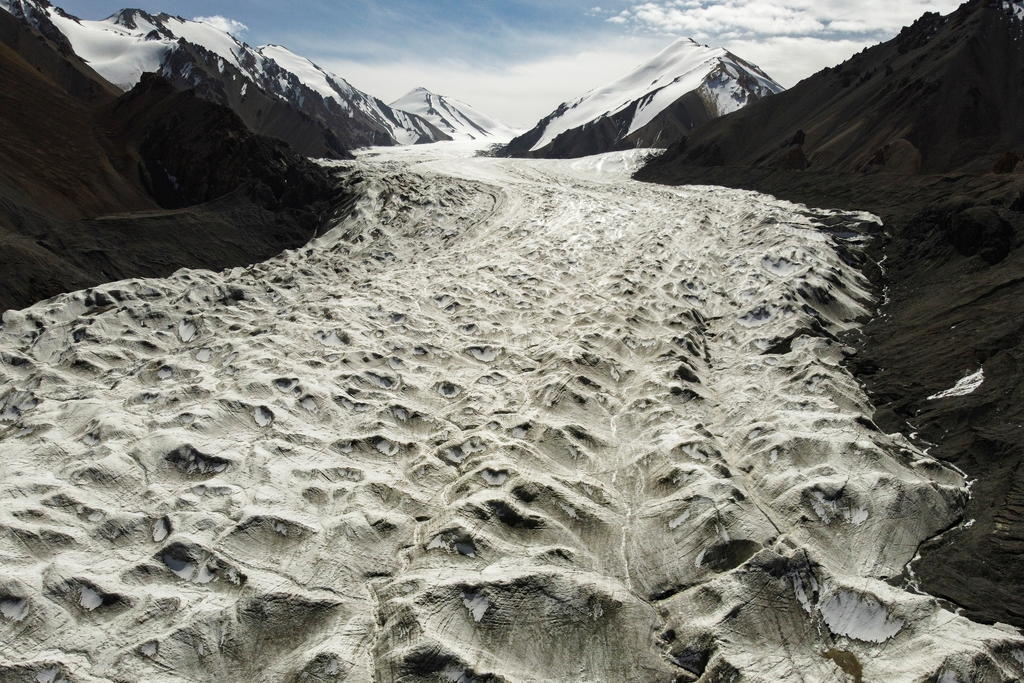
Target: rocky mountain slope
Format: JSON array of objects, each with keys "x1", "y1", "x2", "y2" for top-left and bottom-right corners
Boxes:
[
  {"x1": 0, "y1": 7, "x2": 345, "y2": 312},
  {"x1": 390, "y1": 87, "x2": 517, "y2": 141},
  {"x1": 638, "y1": 0, "x2": 1024, "y2": 627},
  {"x1": 0, "y1": 0, "x2": 450, "y2": 156},
  {"x1": 639, "y1": 1, "x2": 1024, "y2": 174},
  {"x1": 502, "y1": 38, "x2": 782, "y2": 159}
]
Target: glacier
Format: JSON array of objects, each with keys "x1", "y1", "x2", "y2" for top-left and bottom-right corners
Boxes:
[{"x1": 0, "y1": 143, "x2": 1021, "y2": 681}]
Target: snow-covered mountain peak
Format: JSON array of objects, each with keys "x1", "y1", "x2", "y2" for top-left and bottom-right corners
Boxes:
[
  {"x1": 539, "y1": 38, "x2": 777, "y2": 151},
  {"x1": 1, "y1": 0, "x2": 66, "y2": 25},
  {"x1": 6, "y1": 5, "x2": 252, "y2": 87},
  {"x1": 0, "y1": 0, "x2": 50, "y2": 15},
  {"x1": 506, "y1": 37, "x2": 783, "y2": 156},
  {"x1": 251, "y1": 45, "x2": 445, "y2": 145},
  {"x1": 107, "y1": 8, "x2": 164, "y2": 30},
  {"x1": 610, "y1": 37, "x2": 728, "y2": 98},
  {"x1": 390, "y1": 87, "x2": 516, "y2": 142}
]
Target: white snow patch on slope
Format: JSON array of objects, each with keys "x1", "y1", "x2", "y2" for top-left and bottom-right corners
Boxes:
[
  {"x1": 820, "y1": 591, "x2": 904, "y2": 643},
  {"x1": 43, "y1": 11, "x2": 172, "y2": 89},
  {"x1": 391, "y1": 87, "x2": 516, "y2": 142},
  {"x1": 260, "y1": 44, "x2": 355, "y2": 103},
  {"x1": 461, "y1": 591, "x2": 489, "y2": 622},
  {"x1": 529, "y1": 37, "x2": 782, "y2": 151},
  {"x1": 927, "y1": 368, "x2": 984, "y2": 400},
  {"x1": 158, "y1": 15, "x2": 247, "y2": 71}
]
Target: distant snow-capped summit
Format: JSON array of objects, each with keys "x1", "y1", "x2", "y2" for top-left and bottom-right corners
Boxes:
[
  {"x1": 254, "y1": 45, "x2": 447, "y2": 146},
  {"x1": 391, "y1": 87, "x2": 517, "y2": 142},
  {"x1": 0, "y1": 1, "x2": 450, "y2": 154},
  {"x1": 503, "y1": 37, "x2": 783, "y2": 159}
]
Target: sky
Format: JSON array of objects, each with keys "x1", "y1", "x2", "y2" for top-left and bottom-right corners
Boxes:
[{"x1": 56, "y1": 0, "x2": 962, "y2": 128}]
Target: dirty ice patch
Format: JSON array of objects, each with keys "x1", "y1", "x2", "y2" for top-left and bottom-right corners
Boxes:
[{"x1": 928, "y1": 368, "x2": 984, "y2": 400}]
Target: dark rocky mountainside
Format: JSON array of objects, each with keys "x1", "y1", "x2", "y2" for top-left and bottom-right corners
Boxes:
[
  {"x1": 0, "y1": 8, "x2": 346, "y2": 312},
  {"x1": 105, "y1": 73, "x2": 342, "y2": 213},
  {"x1": 637, "y1": 0, "x2": 1024, "y2": 628}
]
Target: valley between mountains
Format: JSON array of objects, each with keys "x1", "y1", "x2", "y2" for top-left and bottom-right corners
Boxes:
[{"x1": 2, "y1": 144, "x2": 1022, "y2": 682}]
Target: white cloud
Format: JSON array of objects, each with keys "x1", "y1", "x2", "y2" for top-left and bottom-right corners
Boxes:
[
  {"x1": 624, "y1": 1, "x2": 825, "y2": 37},
  {"x1": 612, "y1": 0, "x2": 962, "y2": 38},
  {"x1": 193, "y1": 15, "x2": 249, "y2": 36}
]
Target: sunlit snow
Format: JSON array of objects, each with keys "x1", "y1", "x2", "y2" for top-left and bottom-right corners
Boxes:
[
  {"x1": 927, "y1": 368, "x2": 984, "y2": 400},
  {"x1": 529, "y1": 38, "x2": 782, "y2": 151}
]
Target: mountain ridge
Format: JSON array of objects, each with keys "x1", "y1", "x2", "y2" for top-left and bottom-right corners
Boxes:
[
  {"x1": 501, "y1": 37, "x2": 783, "y2": 159},
  {"x1": 0, "y1": 1, "x2": 452, "y2": 156},
  {"x1": 390, "y1": 87, "x2": 517, "y2": 142}
]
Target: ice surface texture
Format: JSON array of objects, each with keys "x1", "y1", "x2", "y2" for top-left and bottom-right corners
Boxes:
[{"x1": 1, "y1": 144, "x2": 1021, "y2": 681}]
